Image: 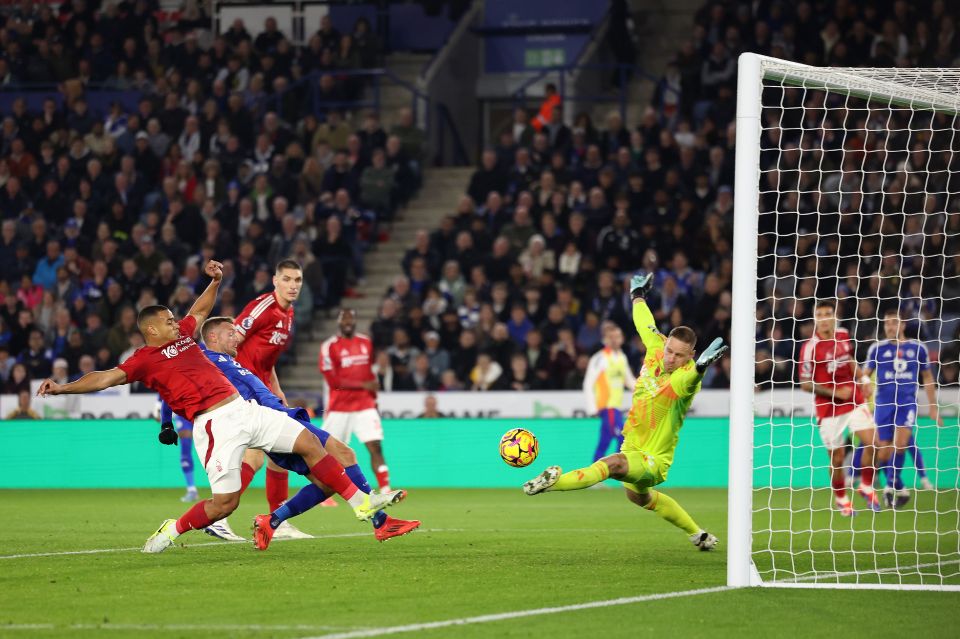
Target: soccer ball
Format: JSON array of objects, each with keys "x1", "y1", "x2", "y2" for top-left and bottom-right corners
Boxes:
[{"x1": 499, "y1": 428, "x2": 539, "y2": 467}]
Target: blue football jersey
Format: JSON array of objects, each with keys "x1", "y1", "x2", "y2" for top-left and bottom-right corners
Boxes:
[{"x1": 864, "y1": 339, "x2": 930, "y2": 413}]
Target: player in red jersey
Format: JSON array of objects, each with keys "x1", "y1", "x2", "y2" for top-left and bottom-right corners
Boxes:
[
  {"x1": 227, "y1": 259, "x2": 309, "y2": 540},
  {"x1": 320, "y1": 309, "x2": 392, "y2": 492},
  {"x1": 798, "y1": 299, "x2": 881, "y2": 516},
  {"x1": 37, "y1": 260, "x2": 401, "y2": 553}
]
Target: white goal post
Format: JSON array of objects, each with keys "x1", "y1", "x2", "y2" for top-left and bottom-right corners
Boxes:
[{"x1": 728, "y1": 53, "x2": 960, "y2": 590}]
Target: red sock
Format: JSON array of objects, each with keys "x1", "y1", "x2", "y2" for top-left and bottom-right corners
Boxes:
[
  {"x1": 240, "y1": 462, "x2": 256, "y2": 494},
  {"x1": 375, "y1": 465, "x2": 390, "y2": 490},
  {"x1": 175, "y1": 500, "x2": 215, "y2": 534},
  {"x1": 266, "y1": 467, "x2": 289, "y2": 512},
  {"x1": 860, "y1": 466, "x2": 875, "y2": 488},
  {"x1": 832, "y1": 476, "x2": 847, "y2": 501},
  {"x1": 310, "y1": 455, "x2": 358, "y2": 500}
]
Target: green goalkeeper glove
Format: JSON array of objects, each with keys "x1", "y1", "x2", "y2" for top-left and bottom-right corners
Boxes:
[
  {"x1": 696, "y1": 337, "x2": 729, "y2": 374},
  {"x1": 630, "y1": 273, "x2": 653, "y2": 300}
]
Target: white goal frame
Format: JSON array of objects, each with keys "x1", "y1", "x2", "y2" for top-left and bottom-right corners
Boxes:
[{"x1": 727, "y1": 53, "x2": 960, "y2": 590}]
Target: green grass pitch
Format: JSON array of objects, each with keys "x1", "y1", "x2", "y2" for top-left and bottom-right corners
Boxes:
[{"x1": 1, "y1": 488, "x2": 958, "y2": 638}]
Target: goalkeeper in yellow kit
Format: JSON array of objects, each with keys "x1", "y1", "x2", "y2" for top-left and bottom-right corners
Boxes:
[{"x1": 524, "y1": 273, "x2": 727, "y2": 551}]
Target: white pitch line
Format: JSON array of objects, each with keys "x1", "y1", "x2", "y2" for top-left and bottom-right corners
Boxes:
[
  {"x1": 298, "y1": 586, "x2": 735, "y2": 639},
  {"x1": 0, "y1": 528, "x2": 641, "y2": 561},
  {"x1": 766, "y1": 558, "x2": 960, "y2": 586},
  {"x1": 0, "y1": 623, "x2": 359, "y2": 632}
]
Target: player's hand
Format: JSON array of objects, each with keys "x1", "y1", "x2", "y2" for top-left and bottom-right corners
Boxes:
[
  {"x1": 833, "y1": 385, "x2": 853, "y2": 401},
  {"x1": 204, "y1": 259, "x2": 224, "y2": 282},
  {"x1": 695, "y1": 337, "x2": 728, "y2": 374},
  {"x1": 158, "y1": 422, "x2": 178, "y2": 445},
  {"x1": 629, "y1": 273, "x2": 653, "y2": 300},
  {"x1": 36, "y1": 379, "x2": 61, "y2": 397},
  {"x1": 859, "y1": 382, "x2": 874, "y2": 400}
]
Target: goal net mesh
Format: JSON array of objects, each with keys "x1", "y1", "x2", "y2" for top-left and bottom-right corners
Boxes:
[{"x1": 751, "y1": 61, "x2": 960, "y2": 588}]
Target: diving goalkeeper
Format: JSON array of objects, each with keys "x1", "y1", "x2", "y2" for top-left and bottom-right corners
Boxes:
[{"x1": 524, "y1": 273, "x2": 726, "y2": 551}]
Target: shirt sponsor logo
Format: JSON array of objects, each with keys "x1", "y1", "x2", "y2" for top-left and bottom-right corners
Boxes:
[{"x1": 162, "y1": 345, "x2": 179, "y2": 359}]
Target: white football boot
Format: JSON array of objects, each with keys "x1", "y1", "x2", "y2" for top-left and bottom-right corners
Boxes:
[
  {"x1": 690, "y1": 530, "x2": 719, "y2": 551},
  {"x1": 353, "y1": 490, "x2": 407, "y2": 522},
  {"x1": 204, "y1": 518, "x2": 246, "y2": 542},
  {"x1": 142, "y1": 519, "x2": 179, "y2": 554},
  {"x1": 523, "y1": 466, "x2": 562, "y2": 495},
  {"x1": 271, "y1": 520, "x2": 315, "y2": 540}
]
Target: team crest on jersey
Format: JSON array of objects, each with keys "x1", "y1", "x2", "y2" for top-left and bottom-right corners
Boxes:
[
  {"x1": 241, "y1": 317, "x2": 254, "y2": 330},
  {"x1": 161, "y1": 345, "x2": 179, "y2": 359}
]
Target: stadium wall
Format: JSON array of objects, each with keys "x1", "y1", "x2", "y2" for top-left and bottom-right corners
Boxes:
[{"x1": 1, "y1": 418, "x2": 953, "y2": 489}]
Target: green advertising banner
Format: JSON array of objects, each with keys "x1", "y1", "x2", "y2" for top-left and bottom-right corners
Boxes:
[{"x1": 0, "y1": 418, "x2": 955, "y2": 489}]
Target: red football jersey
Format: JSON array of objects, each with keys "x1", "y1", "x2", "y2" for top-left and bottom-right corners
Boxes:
[
  {"x1": 118, "y1": 316, "x2": 237, "y2": 422},
  {"x1": 798, "y1": 327, "x2": 863, "y2": 421},
  {"x1": 234, "y1": 292, "x2": 294, "y2": 389},
  {"x1": 319, "y1": 333, "x2": 376, "y2": 412}
]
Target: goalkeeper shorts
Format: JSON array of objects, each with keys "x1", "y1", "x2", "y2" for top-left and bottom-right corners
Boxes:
[{"x1": 620, "y1": 449, "x2": 667, "y2": 494}]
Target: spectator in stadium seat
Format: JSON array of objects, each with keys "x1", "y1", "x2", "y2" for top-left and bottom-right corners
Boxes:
[
  {"x1": 467, "y1": 150, "x2": 508, "y2": 205},
  {"x1": 359, "y1": 148, "x2": 396, "y2": 221},
  {"x1": 391, "y1": 108, "x2": 427, "y2": 166},
  {"x1": 411, "y1": 353, "x2": 441, "y2": 392},
  {"x1": 314, "y1": 215, "x2": 352, "y2": 308},
  {"x1": 403, "y1": 230, "x2": 442, "y2": 282},
  {"x1": 423, "y1": 330, "x2": 451, "y2": 376},
  {"x1": 469, "y1": 351, "x2": 503, "y2": 391}
]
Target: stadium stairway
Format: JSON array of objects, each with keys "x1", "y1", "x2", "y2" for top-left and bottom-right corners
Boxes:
[
  {"x1": 620, "y1": 0, "x2": 702, "y2": 127},
  {"x1": 379, "y1": 52, "x2": 432, "y2": 129},
  {"x1": 282, "y1": 166, "x2": 475, "y2": 392}
]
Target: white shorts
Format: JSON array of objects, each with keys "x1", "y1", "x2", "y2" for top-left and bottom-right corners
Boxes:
[
  {"x1": 192, "y1": 398, "x2": 305, "y2": 493},
  {"x1": 818, "y1": 404, "x2": 876, "y2": 451},
  {"x1": 322, "y1": 408, "x2": 383, "y2": 444}
]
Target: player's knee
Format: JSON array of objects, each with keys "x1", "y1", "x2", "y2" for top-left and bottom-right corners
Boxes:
[
  {"x1": 604, "y1": 453, "x2": 627, "y2": 476},
  {"x1": 328, "y1": 439, "x2": 357, "y2": 466},
  {"x1": 210, "y1": 493, "x2": 240, "y2": 517},
  {"x1": 625, "y1": 488, "x2": 651, "y2": 508}
]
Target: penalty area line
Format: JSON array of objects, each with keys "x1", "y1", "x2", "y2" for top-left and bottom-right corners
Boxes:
[{"x1": 299, "y1": 586, "x2": 735, "y2": 639}]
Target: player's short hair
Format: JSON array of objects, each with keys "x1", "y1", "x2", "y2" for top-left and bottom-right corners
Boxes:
[
  {"x1": 137, "y1": 305, "x2": 169, "y2": 329},
  {"x1": 200, "y1": 316, "x2": 234, "y2": 343},
  {"x1": 815, "y1": 299, "x2": 837, "y2": 311},
  {"x1": 883, "y1": 307, "x2": 902, "y2": 319},
  {"x1": 275, "y1": 259, "x2": 302, "y2": 274},
  {"x1": 668, "y1": 326, "x2": 697, "y2": 347}
]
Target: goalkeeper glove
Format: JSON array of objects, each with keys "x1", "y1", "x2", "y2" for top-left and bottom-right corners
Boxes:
[
  {"x1": 695, "y1": 337, "x2": 729, "y2": 374},
  {"x1": 629, "y1": 273, "x2": 653, "y2": 300},
  {"x1": 158, "y1": 422, "x2": 178, "y2": 445}
]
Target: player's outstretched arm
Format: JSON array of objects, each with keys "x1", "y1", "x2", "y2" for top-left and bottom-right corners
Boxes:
[
  {"x1": 671, "y1": 337, "x2": 729, "y2": 397},
  {"x1": 186, "y1": 260, "x2": 224, "y2": 329},
  {"x1": 629, "y1": 273, "x2": 664, "y2": 350},
  {"x1": 37, "y1": 368, "x2": 128, "y2": 397}
]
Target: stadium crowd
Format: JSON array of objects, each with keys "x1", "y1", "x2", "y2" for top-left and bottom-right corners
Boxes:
[
  {"x1": 371, "y1": 0, "x2": 960, "y2": 393},
  {"x1": 0, "y1": 0, "x2": 426, "y2": 399},
  {"x1": 1, "y1": 0, "x2": 959, "y2": 404}
]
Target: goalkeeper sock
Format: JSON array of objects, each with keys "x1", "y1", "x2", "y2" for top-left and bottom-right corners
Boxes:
[
  {"x1": 908, "y1": 434, "x2": 928, "y2": 478},
  {"x1": 893, "y1": 452, "x2": 906, "y2": 490},
  {"x1": 551, "y1": 461, "x2": 610, "y2": 491},
  {"x1": 642, "y1": 490, "x2": 700, "y2": 536},
  {"x1": 270, "y1": 484, "x2": 329, "y2": 529}
]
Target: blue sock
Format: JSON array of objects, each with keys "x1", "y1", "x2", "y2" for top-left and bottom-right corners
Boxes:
[
  {"x1": 849, "y1": 445, "x2": 864, "y2": 481},
  {"x1": 879, "y1": 447, "x2": 894, "y2": 488},
  {"x1": 270, "y1": 483, "x2": 328, "y2": 529},
  {"x1": 908, "y1": 433, "x2": 928, "y2": 479},
  {"x1": 345, "y1": 464, "x2": 387, "y2": 528},
  {"x1": 893, "y1": 452, "x2": 906, "y2": 490},
  {"x1": 179, "y1": 436, "x2": 195, "y2": 488}
]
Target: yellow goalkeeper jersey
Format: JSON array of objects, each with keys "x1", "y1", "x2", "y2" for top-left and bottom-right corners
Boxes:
[{"x1": 622, "y1": 300, "x2": 704, "y2": 470}]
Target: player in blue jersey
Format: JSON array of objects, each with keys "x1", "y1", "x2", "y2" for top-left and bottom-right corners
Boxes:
[
  {"x1": 155, "y1": 397, "x2": 199, "y2": 502},
  {"x1": 160, "y1": 316, "x2": 421, "y2": 547},
  {"x1": 862, "y1": 309, "x2": 943, "y2": 509}
]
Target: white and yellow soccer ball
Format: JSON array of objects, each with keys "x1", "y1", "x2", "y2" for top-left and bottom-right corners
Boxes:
[{"x1": 499, "y1": 428, "x2": 539, "y2": 467}]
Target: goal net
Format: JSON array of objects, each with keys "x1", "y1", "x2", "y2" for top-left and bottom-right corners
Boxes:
[{"x1": 729, "y1": 54, "x2": 960, "y2": 590}]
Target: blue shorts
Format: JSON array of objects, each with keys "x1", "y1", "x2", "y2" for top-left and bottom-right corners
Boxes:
[
  {"x1": 266, "y1": 414, "x2": 330, "y2": 476},
  {"x1": 874, "y1": 405, "x2": 917, "y2": 442},
  {"x1": 600, "y1": 408, "x2": 624, "y2": 437},
  {"x1": 174, "y1": 415, "x2": 192, "y2": 433}
]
